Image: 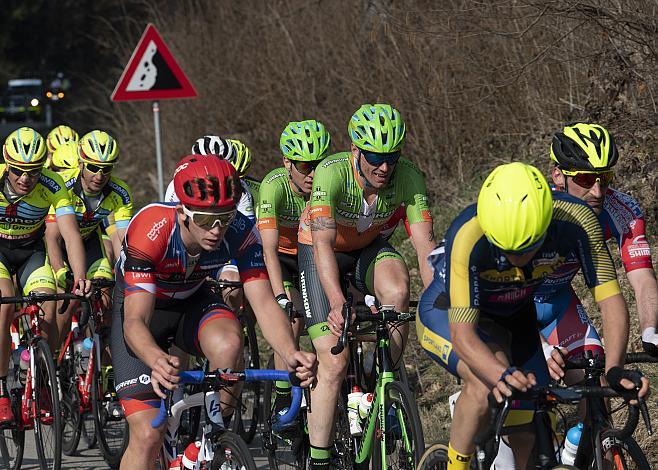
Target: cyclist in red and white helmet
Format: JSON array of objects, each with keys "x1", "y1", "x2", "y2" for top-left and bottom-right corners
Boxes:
[{"x1": 111, "y1": 155, "x2": 316, "y2": 469}]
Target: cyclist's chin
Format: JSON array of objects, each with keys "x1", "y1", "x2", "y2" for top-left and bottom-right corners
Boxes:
[{"x1": 200, "y1": 238, "x2": 220, "y2": 251}]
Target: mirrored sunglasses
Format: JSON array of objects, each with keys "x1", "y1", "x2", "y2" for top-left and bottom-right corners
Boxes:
[
  {"x1": 182, "y1": 205, "x2": 236, "y2": 229},
  {"x1": 85, "y1": 163, "x2": 113, "y2": 175},
  {"x1": 360, "y1": 149, "x2": 401, "y2": 167},
  {"x1": 561, "y1": 169, "x2": 614, "y2": 189},
  {"x1": 292, "y1": 160, "x2": 321, "y2": 175},
  {"x1": 8, "y1": 165, "x2": 41, "y2": 179}
]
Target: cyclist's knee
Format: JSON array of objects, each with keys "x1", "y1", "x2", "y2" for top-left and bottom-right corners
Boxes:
[
  {"x1": 459, "y1": 375, "x2": 490, "y2": 415},
  {"x1": 128, "y1": 416, "x2": 164, "y2": 453},
  {"x1": 316, "y1": 346, "x2": 349, "y2": 381},
  {"x1": 200, "y1": 324, "x2": 242, "y2": 367}
]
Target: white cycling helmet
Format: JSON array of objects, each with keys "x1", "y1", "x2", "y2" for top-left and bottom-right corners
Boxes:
[{"x1": 191, "y1": 135, "x2": 234, "y2": 159}]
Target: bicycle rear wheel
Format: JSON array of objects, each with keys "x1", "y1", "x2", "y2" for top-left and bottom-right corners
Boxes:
[
  {"x1": 417, "y1": 442, "x2": 448, "y2": 469},
  {"x1": 92, "y1": 363, "x2": 128, "y2": 468},
  {"x1": 32, "y1": 338, "x2": 62, "y2": 469},
  {"x1": 0, "y1": 352, "x2": 24, "y2": 469},
  {"x1": 233, "y1": 313, "x2": 260, "y2": 443},
  {"x1": 262, "y1": 355, "x2": 309, "y2": 469},
  {"x1": 371, "y1": 380, "x2": 424, "y2": 470},
  {"x1": 80, "y1": 412, "x2": 96, "y2": 448},
  {"x1": 59, "y1": 346, "x2": 82, "y2": 456},
  {"x1": 211, "y1": 430, "x2": 257, "y2": 470}
]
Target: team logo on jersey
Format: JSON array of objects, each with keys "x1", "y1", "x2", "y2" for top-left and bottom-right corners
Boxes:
[
  {"x1": 147, "y1": 217, "x2": 168, "y2": 241},
  {"x1": 139, "y1": 374, "x2": 151, "y2": 385},
  {"x1": 480, "y1": 267, "x2": 525, "y2": 283}
]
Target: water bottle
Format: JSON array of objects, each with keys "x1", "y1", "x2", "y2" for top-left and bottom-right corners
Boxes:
[
  {"x1": 347, "y1": 387, "x2": 364, "y2": 436},
  {"x1": 78, "y1": 338, "x2": 93, "y2": 374},
  {"x1": 561, "y1": 422, "x2": 583, "y2": 465},
  {"x1": 181, "y1": 441, "x2": 201, "y2": 469},
  {"x1": 358, "y1": 392, "x2": 374, "y2": 419},
  {"x1": 19, "y1": 349, "x2": 30, "y2": 385}
]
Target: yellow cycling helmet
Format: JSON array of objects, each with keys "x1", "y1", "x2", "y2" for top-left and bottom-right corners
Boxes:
[
  {"x1": 3, "y1": 127, "x2": 47, "y2": 169},
  {"x1": 550, "y1": 123, "x2": 618, "y2": 171},
  {"x1": 46, "y1": 125, "x2": 79, "y2": 153},
  {"x1": 79, "y1": 130, "x2": 118, "y2": 166},
  {"x1": 477, "y1": 162, "x2": 553, "y2": 252},
  {"x1": 50, "y1": 141, "x2": 79, "y2": 170},
  {"x1": 226, "y1": 139, "x2": 251, "y2": 177}
]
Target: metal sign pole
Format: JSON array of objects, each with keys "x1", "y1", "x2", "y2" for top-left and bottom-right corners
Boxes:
[{"x1": 152, "y1": 100, "x2": 164, "y2": 200}]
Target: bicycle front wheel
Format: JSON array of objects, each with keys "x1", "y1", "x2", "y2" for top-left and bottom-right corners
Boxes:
[
  {"x1": 591, "y1": 433, "x2": 651, "y2": 470},
  {"x1": 417, "y1": 442, "x2": 449, "y2": 469},
  {"x1": 59, "y1": 345, "x2": 82, "y2": 456},
  {"x1": 92, "y1": 363, "x2": 128, "y2": 468},
  {"x1": 32, "y1": 338, "x2": 62, "y2": 469},
  {"x1": 371, "y1": 380, "x2": 425, "y2": 470},
  {"x1": 211, "y1": 431, "x2": 257, "y2": 470},
  {"x1": 0, "y1": 351, "x2": 24, "y2": 469}
]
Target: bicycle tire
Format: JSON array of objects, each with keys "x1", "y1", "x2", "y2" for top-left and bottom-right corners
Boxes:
[
  {"x1": 417, "y1": 442, "x2": 449, "y2": 469},
  {"x1": 233, "y1": 314, "x2": 260, "y2": 443},
  {"x1": 0, "y1": 352, "x2": 24, "y2": 469},
  {"x1": 593, "y1": 432, "x2": 650, "y2": 470},
  {"x1": 262, "y1": 355, "x2": 309, "y2": 470},
  {"x1": 32, "y1": 338, "x2": 62, "y2": 470},
  {"x1": 210, "y1": 430, "x2": 257, "y2": 470},
  {"x1": 92, "y1": 361, "x2": 128, "y2": 468},
  {"x1": 59, "y1": 347, "x2": 82, "y2": 456},
  {"x1": 80, "y1": 412, "x2": 96, "y2": 448},
  {"x1": 371, "y1": 380, "x2": 425, "y2": 470},
  {"x1": 333, "y1": 391, "x2": 358, "y2": 469}
]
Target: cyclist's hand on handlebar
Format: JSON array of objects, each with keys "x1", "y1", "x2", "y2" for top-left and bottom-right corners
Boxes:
[
  {"x1": 74, "y1": 278, "x2": 92, "y2": 297},
  {"x1": 328, "y1": 303, "x2": 352, "y2": 337},
  {"x1": 284, "y1": 350, "x2": 317, "y2": 388},
  {"x1": 150, "y1": 354, "x2": 181, "y2": 399},
  {"x1": 606, "y1": 367, "x2": 650, "y2": 403},
  {"x1": 492, "y1": 368, "x2": 537, "y2": 403},
  {"x1": 546, "y1": 346, "x2": 568, "y2": 381}
]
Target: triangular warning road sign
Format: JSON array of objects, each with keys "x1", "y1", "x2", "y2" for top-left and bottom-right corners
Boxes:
[{"x1": 111, "y1": 24, "x2": 197, "y2": 102}]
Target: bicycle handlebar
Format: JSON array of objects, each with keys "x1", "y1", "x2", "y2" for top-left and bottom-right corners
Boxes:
[{"x1": 151, "y1": 368, "x2": 304, "y2": 428}]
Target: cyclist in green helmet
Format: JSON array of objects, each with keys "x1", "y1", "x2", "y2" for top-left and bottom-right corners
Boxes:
[
  {"x1": 258, "y1": 119, "x2": 331, "y2": 421},
  {"x1": 297, "y1": 104, "x2": 436, "y2": 468}
]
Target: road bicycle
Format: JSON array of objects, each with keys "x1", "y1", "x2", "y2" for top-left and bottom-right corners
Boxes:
[
  {"x1": 153, "y1": 368, "x2": 305, "y2": 470},
  {"x1": 0, "y1": 290, "x2": 81, "y2": 470}
]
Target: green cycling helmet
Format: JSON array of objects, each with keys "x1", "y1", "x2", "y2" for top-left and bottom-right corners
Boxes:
[
  {"x1": 280, "y1": 120, "x2": 331, "y2": 162},
  {"x1": 348, "y1": 103, "x2": 405, "y2": 153}
]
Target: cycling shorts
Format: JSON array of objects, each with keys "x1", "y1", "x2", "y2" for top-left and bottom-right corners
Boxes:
[
  {"x1": 60, "y1": 229, "x2": 114, "y2": 282},
  {"x1": 536, "y1": 286, "x2": 603, "y2": 358},
  {"x1": 298, "y1": 237, "x2": 404, "y2": 340},
  {"x1": 0, "y1": 239, "x2": 55, "y2": 294},
  {"x1": 278, "y1": 252, "x2": 299, "y2": 292},
  {"x1": 110, "y1": 274, "x2": 237, "y2": 417}
]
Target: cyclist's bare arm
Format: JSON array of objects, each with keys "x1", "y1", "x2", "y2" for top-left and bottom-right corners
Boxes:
[
  {"x1": 450, "y1": 320, "x2": 508, "y2": 388},
  {"x1": 44, "y1": 221, "x2": 66, "y2": 274},
  {"x1": 56, "y1": 213, "x2": 87, "y2": 284},
  {"x1": 409, "y1": 219, "x2": 437, "y2": 288},
  {"x1": 627, "y1": 268, "x2": 658, "y2": 333},
  {"x1": 260, "y1": 228, "x2": 287, "y2": 296},
  {"x1": 112, "y1": 227, "x2": 127, "y2": 261},
  {"x1": 311, "y1": 216, "x2": 344, "y2": 309},
  {"x1": 598, "y1": 293, "x2": 629, "y2": 372}
]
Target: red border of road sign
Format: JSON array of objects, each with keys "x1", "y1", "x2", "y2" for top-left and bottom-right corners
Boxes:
[{"x1": 111, "y1": 23, "x2": 197, "y2": 102}]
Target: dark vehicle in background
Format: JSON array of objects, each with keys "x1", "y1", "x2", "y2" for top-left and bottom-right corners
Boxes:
[{"x1": 0, "y1": 78, "x2": 44, "y2": 122}]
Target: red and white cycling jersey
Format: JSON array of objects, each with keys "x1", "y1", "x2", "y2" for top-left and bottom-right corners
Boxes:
[{"x1": 118, "y1": 203, "x2": 267, "y2": 303}]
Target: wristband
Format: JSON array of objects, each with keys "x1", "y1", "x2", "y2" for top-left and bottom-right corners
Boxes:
[{"x1": 499, "y1": 367, "x2": 518, "y2": 383}]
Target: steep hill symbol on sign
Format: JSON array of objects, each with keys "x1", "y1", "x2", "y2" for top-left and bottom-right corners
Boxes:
[{"x1": 111, "y1": 23, "x2": 197, "y2": 101}]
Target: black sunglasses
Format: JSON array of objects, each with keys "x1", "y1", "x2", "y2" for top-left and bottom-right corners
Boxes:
[
  {"x1": 85, "y1": 163, "x2": 113, "y2": 175},
  {"x1": 8, "y1": 166, "x2": 41, "y2": 178}
]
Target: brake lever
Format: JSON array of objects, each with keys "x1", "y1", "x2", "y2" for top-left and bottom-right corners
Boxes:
[{"x1": 638, "y1": 396, "x2": 652, "y2": 435}]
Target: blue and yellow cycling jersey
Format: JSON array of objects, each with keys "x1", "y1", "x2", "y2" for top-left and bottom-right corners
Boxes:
[
  {"x1": 0, "y1": 165, "x2": 74, "y2": 247},
  {"x1": 46, "y1": 168, "x2": 133, "y2": 240},
  {"x1": 439, "y1": 191, "x2": 620, "y2": 324}
]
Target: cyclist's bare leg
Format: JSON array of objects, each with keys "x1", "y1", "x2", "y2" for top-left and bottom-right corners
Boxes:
[
  {"x1": 198, "y1": 316, "x2": 243, "y2": 421},
  {"x1": 0, "y1": 278, "x2": 15, "y2": 377},
  {"x1": 34, "y1": 288, "x2": 57, "y2": 352},
  {"x1": 372, "y1": 258, "x2": 410, "y2": 367},
  {"x1": 274, "y1": 286, "x2": 304, "y2": 372},
  {"x1": 122, "y1": 408, "x2": 165, "y2": 470},
  {"x1": 307, "y1": 333, "x2": 349, "y2": 447},
  {"x1": 219, "y1": 268, "x2": 243, "y2": 311}
]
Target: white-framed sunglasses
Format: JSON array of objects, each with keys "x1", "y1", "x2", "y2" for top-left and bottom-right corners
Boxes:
[{"x1": 182, "y1": 205, "x2": 236, "y2": 229}]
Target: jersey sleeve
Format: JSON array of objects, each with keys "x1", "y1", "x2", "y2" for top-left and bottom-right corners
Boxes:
[
  {"x1": 109, "y1": 179, "x2": 134, "y2": 230},
  {"x1": 444, "y1": 214, "x2": 483, "y2": 324},
  {"x1": 41, "y1": 172, "x2": 75, "y2": 218},
  {"x1": 602, "y1": 192, "x2": 654, "y2": 272},
  {"x1": 398, "y1": 160, "x2": 432, "y2": 226},
  {"x1": 309, "y1": 157, "x2": 346, "y2": 220},
  {"x1": 257, "y1": 171, "x2": 283, "y2": 231},
  {"x1": 227, "y1": 214, "x2": 269, "y2": 283},
  {"x1": 556, "y1": 199, "x2": 621, "y2": 302},
  {"x1": 122, "y1": 207, "x2": 173, "y2": 296}
]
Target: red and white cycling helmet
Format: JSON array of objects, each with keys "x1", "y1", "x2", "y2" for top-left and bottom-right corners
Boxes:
[{"x1": 173, "y1": 155, "x2": 241, "y2": 209}]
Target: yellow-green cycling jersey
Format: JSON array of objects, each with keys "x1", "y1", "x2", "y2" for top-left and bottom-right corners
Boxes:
[
  {"x1": 46, "y1": 168, "x2": 133, "y2": 240},
  {"x1": 0, "y1": 165, "x2": 74, "y2": 247}
]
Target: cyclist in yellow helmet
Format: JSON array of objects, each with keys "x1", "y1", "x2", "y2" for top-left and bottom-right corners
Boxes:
[
  {"x1": 45, "y1": 130, "x2": 132, "y2": 306},
  {"x1": 0, "y1": 127, "x2": 91, "y2": 425},
  {"x1": 49, "y1": 140, "x2": 79, "y2": 173},
  {"x1": 46, "y1": 124, "x2": 78, "y2": 168},
  {"x1": 417, "y1": 162, "x2": 648, "y2": 469}
]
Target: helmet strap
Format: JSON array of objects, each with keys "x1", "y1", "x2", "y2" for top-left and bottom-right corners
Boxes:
[
  {"x1": 355, "y1": 154, "x2": 375, "y2": 189},
  {"x1": 287, "y1": 169, "x2": 307, "y2": 196}
]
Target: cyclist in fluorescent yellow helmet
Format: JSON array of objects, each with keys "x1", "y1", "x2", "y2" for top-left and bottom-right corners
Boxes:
[
  {"x1": 417, "y1": 161, "x2": 647, "y2": 470},
  {"x1": 50, "y1": 141, "x2": 79, "y2": 173},
  {"x1": 0, "y1": 128, "x2": 91, "y2": 425},
  {"x1": 46, "y1": 125, "x2": 79, "y2": 168}
]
